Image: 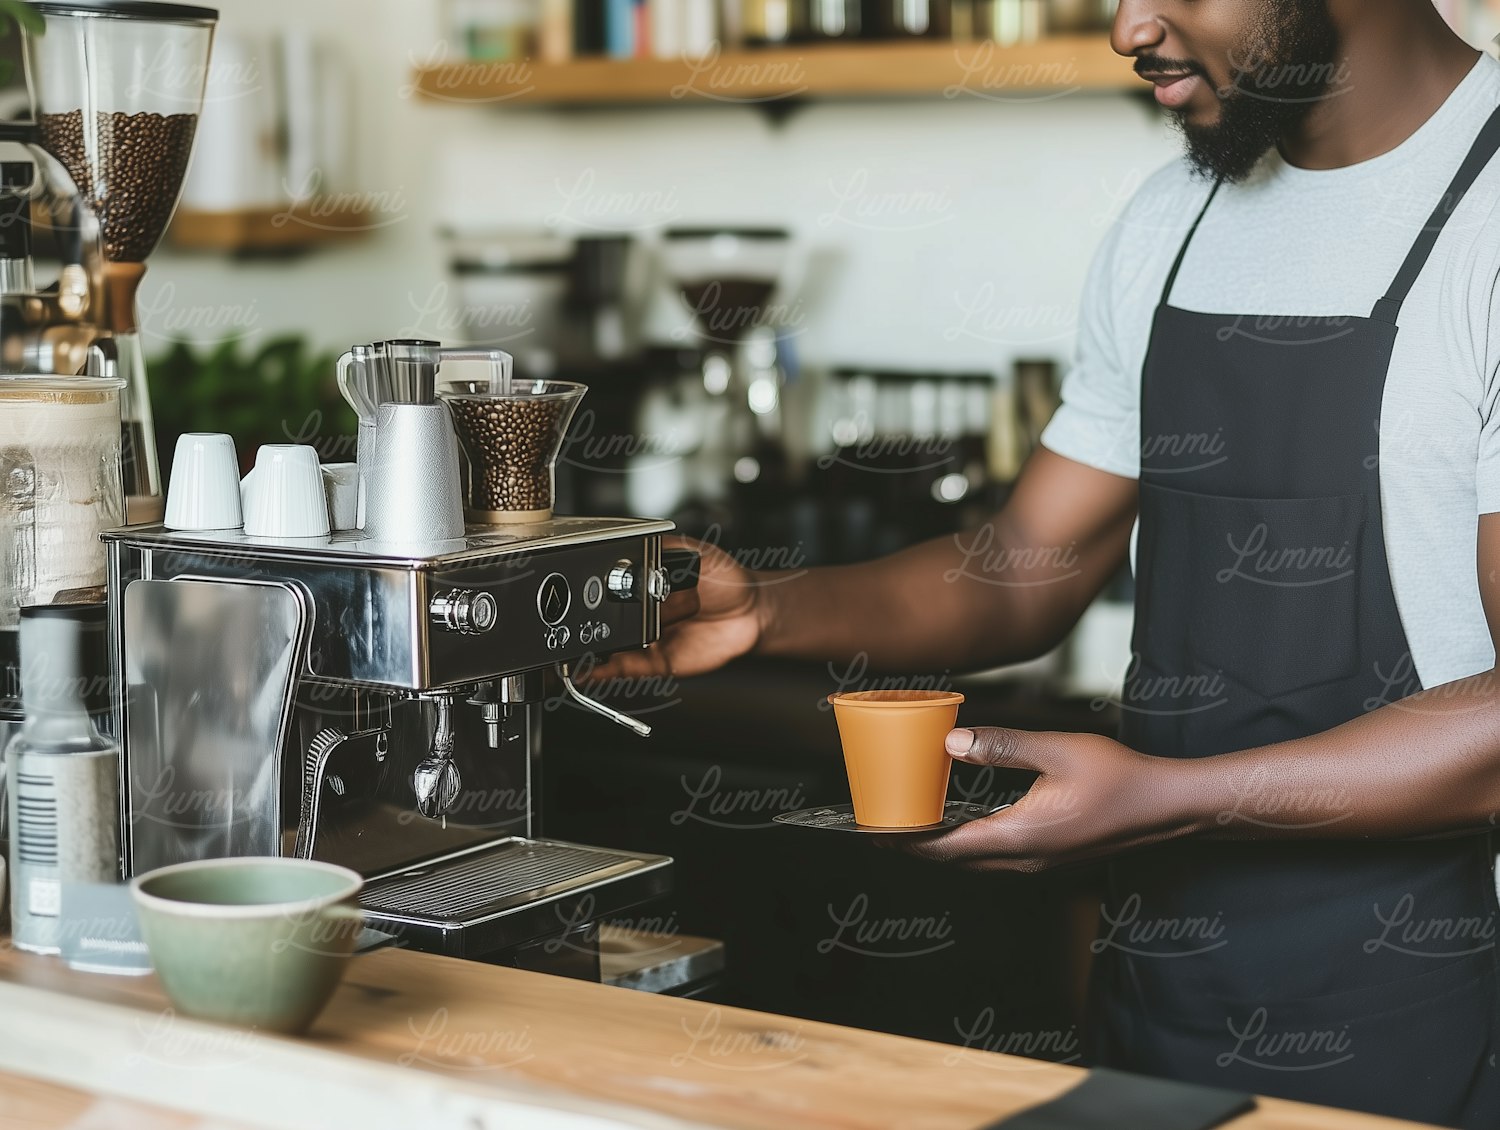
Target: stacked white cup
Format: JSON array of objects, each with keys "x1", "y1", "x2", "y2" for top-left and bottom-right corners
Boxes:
[
  {"x1": 241, "y1": 444, "x2": 331, "y2": 538},
  {"x1": 164, "y1": 433, "x2": 243, "y2": 531}
]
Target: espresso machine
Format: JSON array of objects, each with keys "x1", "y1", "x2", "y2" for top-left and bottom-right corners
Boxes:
[{"x1": 103, "y1": 342, "x2": 698, "y2": 975}]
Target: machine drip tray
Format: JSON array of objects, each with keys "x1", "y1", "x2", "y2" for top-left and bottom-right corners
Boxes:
[{"x1": 358, "y1": 837, "x2": 672, "y2": 960}]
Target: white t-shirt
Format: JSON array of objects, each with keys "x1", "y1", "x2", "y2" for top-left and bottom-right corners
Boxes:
[{"x1": 1042, "y1": 54, "x2": 1500, "y2": 692}]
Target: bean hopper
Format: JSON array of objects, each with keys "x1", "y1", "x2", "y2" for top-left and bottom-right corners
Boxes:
[
  {"x1": 1, "y1": 1, "x2": 218, "y2": 524},
  {"x1": 104, "y1": 343, "x2": 698, "y2": 974}
]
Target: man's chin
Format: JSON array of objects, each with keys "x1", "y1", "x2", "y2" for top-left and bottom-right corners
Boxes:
[
  {"x1": 1173, "y1": 102, "x2": 1224, "y2": 133},
  {"x1": 1180, "y1": 119, "x2": 1274, "y2": 184}
]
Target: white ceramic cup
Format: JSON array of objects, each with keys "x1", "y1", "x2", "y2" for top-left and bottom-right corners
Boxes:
[
  {"x1": 321, "y1": 462, "x2": 360, "y2": 531},
  {"x1": 165, "y1": 432, "x2": 243, "y2": 531},
  {"x1": 241, "y1": 444, "x2": 330, "y2": 538}
]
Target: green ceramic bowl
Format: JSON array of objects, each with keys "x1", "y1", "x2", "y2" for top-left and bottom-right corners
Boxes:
[{"x1": 131, "y1": 857, "x2": 363, "y2": 1035}]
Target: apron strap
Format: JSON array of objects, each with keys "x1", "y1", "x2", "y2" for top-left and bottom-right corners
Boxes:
[
  {"x1": 1159, "y1": 179, "x2": 1223, "y2": 307},
  {"x1": 1372, "y1": 101, "x2": 1500, "y2": 324}
]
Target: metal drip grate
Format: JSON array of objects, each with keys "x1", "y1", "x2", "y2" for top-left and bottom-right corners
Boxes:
[{"x1": 360, "y1": 839, "x2": 641, "y2": 922}]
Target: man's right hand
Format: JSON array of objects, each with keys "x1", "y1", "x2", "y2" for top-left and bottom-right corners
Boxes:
[
  {"x1": 588, "y1": 449, "x2": 1138, "y2": 684},
  {"x1": 588, "y1": 537, "x2": 765, "y2": 681}
]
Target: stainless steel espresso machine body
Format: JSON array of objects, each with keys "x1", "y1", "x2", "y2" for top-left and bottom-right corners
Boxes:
[{"x1": 103, "y1": 516, "x2": 681, "y2": 971}]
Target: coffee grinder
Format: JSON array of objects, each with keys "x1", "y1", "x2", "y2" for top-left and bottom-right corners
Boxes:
[{"x1": 1, "y1": 1, "x2": 218, "y2": 524}]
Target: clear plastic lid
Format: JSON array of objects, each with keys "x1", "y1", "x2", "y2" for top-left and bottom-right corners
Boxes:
[{"x1": 0, "y1": 374, "x2": 127, "y2": 398}]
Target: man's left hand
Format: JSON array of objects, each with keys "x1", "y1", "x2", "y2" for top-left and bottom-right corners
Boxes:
[{"x1": 901, "y1": 727, "x2": 1203, "y2": 872}]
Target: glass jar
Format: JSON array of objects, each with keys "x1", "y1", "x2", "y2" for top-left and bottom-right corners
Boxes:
[
  {"x1": 800, "y1": 0, "x2": 862, "y2": 39},
  {"x1": 973, "y1": 0, "x2": 1045, "y2": 43},
  {"x1": 0, "y1": 377, "x2": 125, "y2": 632},
  {"x1": 876, "y1": 0, "x2": 952, "y2": 37},
  {"x1": 448, "y1": 0, "x2": 537, "y2": 59},
  {"x1": 743, "y1": 0, "x2": 800, "y2": 44}
]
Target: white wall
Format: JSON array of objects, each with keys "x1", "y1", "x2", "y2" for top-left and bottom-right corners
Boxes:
[
  {"x1": 140, "y1": 0, "x2": 1181, "y2": 377},
  {"x1": 434, "y1": 95, "x2": 1178, "y2": 375},
  {"x1": 140, "y1": 0, "x2": 452, "y2": 356}
]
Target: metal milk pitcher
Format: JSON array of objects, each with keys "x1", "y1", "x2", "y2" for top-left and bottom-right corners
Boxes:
[{"x1": 337, "y1": 340, "x2": 517, "y2": 542}]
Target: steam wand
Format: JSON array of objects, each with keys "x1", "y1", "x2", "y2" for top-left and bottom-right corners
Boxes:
[{"x1": 555, "y1": 664, "x2": 652, "y2": 738}]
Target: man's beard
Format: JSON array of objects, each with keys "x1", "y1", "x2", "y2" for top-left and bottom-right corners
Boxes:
[{"x1": 1177, "y1": 1, "x2": 1341, "y2": 183}]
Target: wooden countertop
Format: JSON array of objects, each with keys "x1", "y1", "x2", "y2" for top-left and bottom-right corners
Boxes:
[{"x1": 0, "y1": 944, "x2": 1437, "y2": 1130}]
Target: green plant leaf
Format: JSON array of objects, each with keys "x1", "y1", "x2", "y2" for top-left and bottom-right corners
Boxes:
[
  {"x1": 0, "y1": 1, "x2": 47, "y2": 36},
  {"x1": 147, "y1": 334, "x2": 369, "y2": 465}
]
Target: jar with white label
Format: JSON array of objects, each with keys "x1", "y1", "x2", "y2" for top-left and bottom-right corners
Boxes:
[
  {"x1": 3, "y1": 603, "x2": 119, "y2": 955},
  {"x1": 0, "y1": 377, "x2": 126, "y2": 633}
]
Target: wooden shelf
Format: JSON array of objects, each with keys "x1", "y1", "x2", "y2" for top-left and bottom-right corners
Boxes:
[
  {"x1": 412, "y1": 36, "x2": 1138, "y2": 106},
  {"x1": 169, "y1": 202, "x2": 376, "y2": 253}
]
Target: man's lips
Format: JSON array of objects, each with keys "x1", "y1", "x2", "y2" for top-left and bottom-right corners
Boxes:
[{"x1": 1139, "y1": 71, "x2": 1204, "y2": 109}]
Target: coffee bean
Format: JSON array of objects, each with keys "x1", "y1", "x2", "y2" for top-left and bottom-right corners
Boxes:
[
  {"x1": 39, "y1": 109, "x2": 199, "y2": 262},
  {"x1": 445, "y1": 395, "x2": 573, "y2": 515}
]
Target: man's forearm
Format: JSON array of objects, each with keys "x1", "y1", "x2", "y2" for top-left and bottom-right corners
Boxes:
[
  {"x1": 749, "y1": 554, "x2": 1009, "y2": 672},
  {"x1": 744, "y1": 450, "x2": 1139, "y2": 673},
  {"x1": 749, "y1": 523, "x2": 1114, "y2": 673},
  {"x1": 1183, "y1": 669, "x2": 1500, "y2": 841}
]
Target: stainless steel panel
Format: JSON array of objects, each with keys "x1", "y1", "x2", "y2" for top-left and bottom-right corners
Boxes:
[
  {"x1": 123, "y1": 578, "x2": 306, "y2": 872},
  {"x1": 105, "y1": 519, "x2": 666, "y2": 690}
]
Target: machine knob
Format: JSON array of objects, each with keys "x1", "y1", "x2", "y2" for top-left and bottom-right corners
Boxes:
[
  {"x1": 647, "y1": 565, "x2": 670, "y2": 603},
  {"x1": 430, "y1": 589, "x2": 498, "y2": 634},
  {"x1": 606, "y1": 560, "x2": 638, "y2": 602}
]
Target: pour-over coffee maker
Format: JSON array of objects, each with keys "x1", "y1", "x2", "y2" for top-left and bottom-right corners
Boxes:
[
  {"x1": 657, "y1": 228, "x2": 793, "y2": 508},
  {"x1": 659, "y1": 227, "x2": 791, "y2": 357},
  {"x1": 3, "y1": 1, "x2": 218, "y2": 523}
]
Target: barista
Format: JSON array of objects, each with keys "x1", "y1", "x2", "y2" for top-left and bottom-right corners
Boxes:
[{"x1": 598, "y1": 2, "x2": 1500, "y2": 1126}]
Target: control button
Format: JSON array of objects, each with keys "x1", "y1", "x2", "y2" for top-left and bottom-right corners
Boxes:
[
  {"x1": 647, "y1": 565, "x2": 670, "y2": 603},
  {"x1": 607, "y1": 560, "x2": 638, "y2": 602},
  {"x1": 579, "y1": 621, "x2": 611, "y2": 645},
  {"x1": 469, "y1": 594, "x2": 498, "y2": 632},
  {"x1": 538, "y1": 573, "x2": 571, "y2": 626},
  {"x1": 582, "y1": 575, "x2": 604, "y2": 610},
  {"x1": 430, "y1": 590, "x2": 499, "y2": 635}
]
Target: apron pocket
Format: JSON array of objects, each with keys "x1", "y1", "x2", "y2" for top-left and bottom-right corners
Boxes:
[{"x1": 1139, "y1": 484, "x2": 1365, "y2": 703}]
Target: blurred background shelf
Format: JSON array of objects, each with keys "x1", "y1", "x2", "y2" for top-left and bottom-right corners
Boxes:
[
  {"x1": 169, "y1": 203, "x2": 376, "y2": 254},
  {"x1": 412, "y1": 35, "x2": 1137, "y2": 106}
]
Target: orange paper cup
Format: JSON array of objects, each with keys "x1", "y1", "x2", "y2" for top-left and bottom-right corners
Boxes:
[{"x1": 829, "y1": 690, "x2": 965, "y2": 828}]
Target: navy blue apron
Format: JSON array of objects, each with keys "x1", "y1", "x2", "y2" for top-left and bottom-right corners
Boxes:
[{"x1": 1091, "y1": 107, "x2": 1500, "y2": 1128}]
